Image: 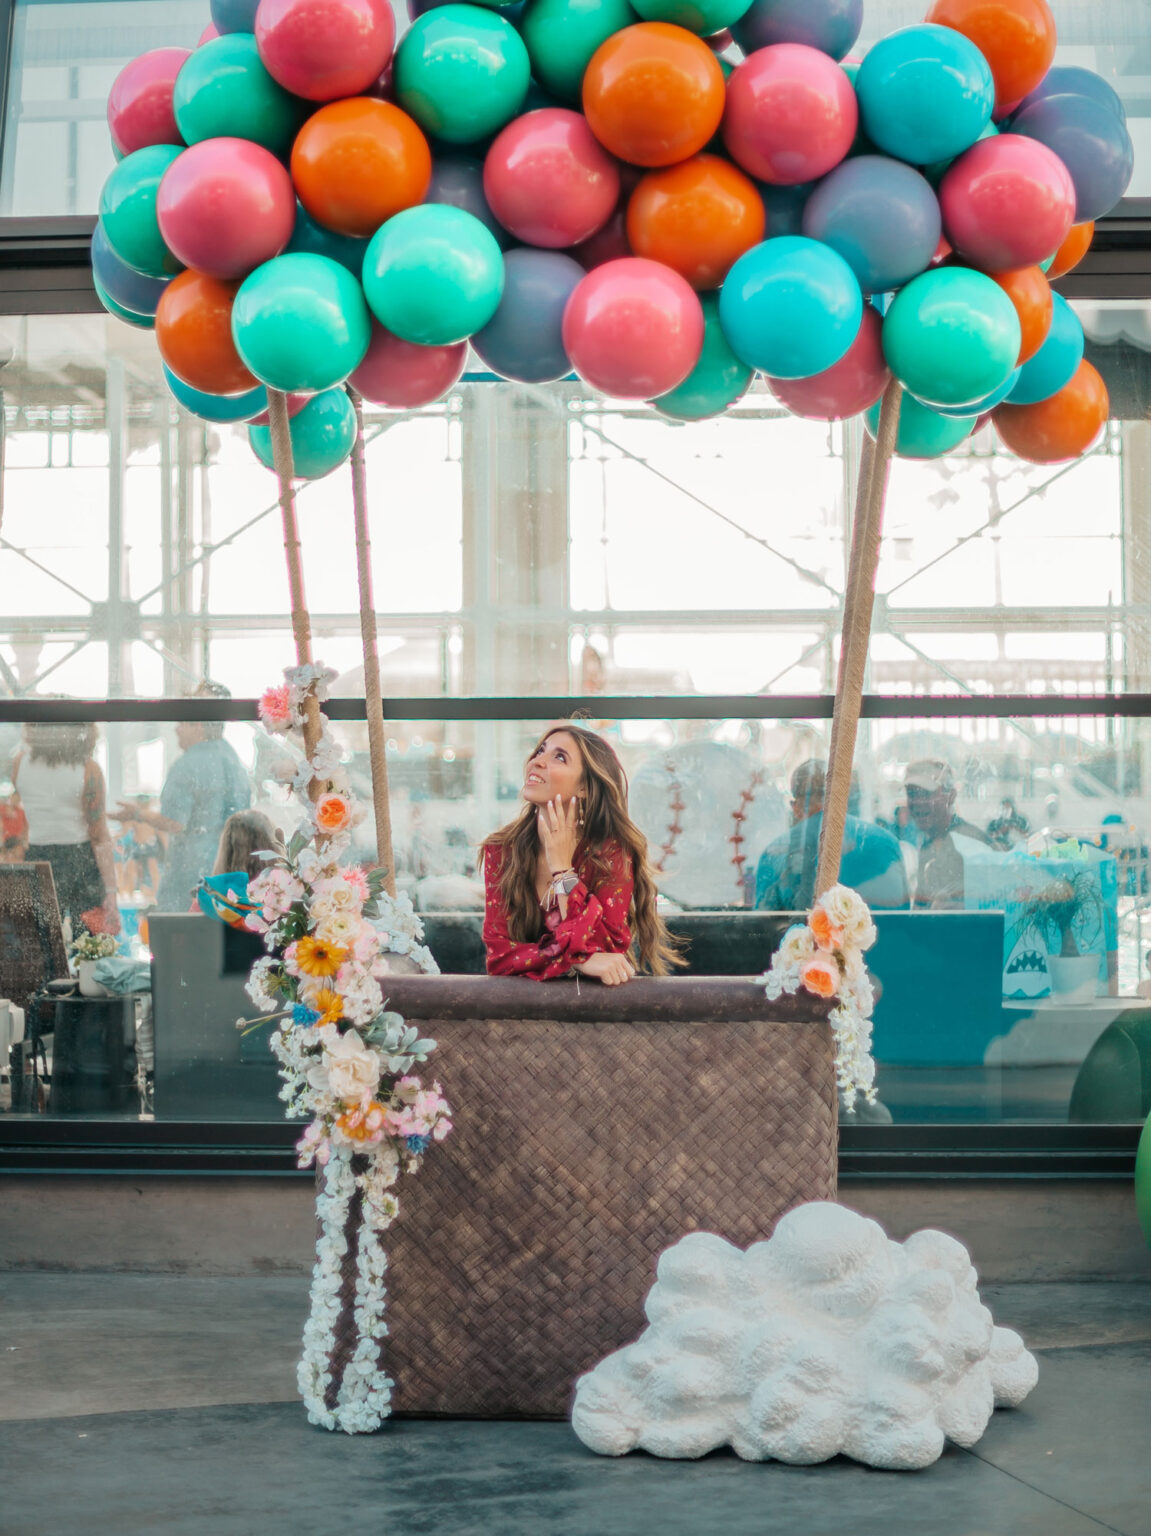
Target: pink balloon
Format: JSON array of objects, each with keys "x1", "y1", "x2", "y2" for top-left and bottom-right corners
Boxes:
[
  {"x1": 156, "y1": 139, "x2": 295, "y2": 280},
  {"x1": 562, "y1": 257, "x2": 704, "y2": 399},
  {"x1": 940, "y1": 133, "x2": 1075, "y2": 272},
  {"x1": 571, "y1": 204, "x2": 631, "y2": 271},
  {"x1": 349, "y1": 322, "x2": 467, "y2": 407},
  {"x1": 198, "y1": 23, "x2": 220, "y2": 45},
  {"x1": 255, "y1": 0, "x2": 395, "y2": 102},
  {"x1": 484, "y1": 109, "x2": 621, "y2": 250},
  {"x1": 766, "y1": 304, "x2": 889, "y2": 420},
  {"x1": 722, "y1": 43, "x2": 858, "y2": 185},
  {"x1": 107, "y1": 48, "x2": 190, "y2": 157},
  {"x1": 250, "y1": 393, "x2": 311, "y2": 425}
]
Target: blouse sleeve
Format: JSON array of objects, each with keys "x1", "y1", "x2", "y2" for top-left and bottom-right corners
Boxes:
[
  {"x1": 481, "y1": 842, "x2": 634, "y2": 981},
  {"x1": 552, "y1": 841, "x2": 633, "y2": 962}
]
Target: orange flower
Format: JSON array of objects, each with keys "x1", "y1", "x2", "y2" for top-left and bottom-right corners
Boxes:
[
  {"x1": 295, "y1": 934, "x2": 348, "y2": 977},
  {"x1": 800, "y1": 954, "x2": 839, "y2": 1000},
  {"x1": 315, "y1": 793, "x2": 351, "y2": 833},
  {"x1": 335, "y1": 1100, "x2": 386, "y2": 1143},
  {"x1": 809, "y1": 905, "x2": 844, "y2": 952},
  {"x1": 300, "y1": 983, "x2": 343, "y2": 1024}
]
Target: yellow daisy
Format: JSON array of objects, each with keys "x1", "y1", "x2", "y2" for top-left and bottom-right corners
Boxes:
[{"x1": 295, "y1": 935, "x2": 348, "y2": 978}]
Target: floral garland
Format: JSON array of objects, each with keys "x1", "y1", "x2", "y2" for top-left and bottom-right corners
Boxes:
[
  {"x1": 759, "y1": 883, "x2": 878, "y2": 1108},
  {"x1": 243, "y1": 663, "x2": 451, "y2": 1433}
]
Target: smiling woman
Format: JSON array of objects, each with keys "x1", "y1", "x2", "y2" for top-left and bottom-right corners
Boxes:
[{"x1": 480, "y1": 724, "x2": 682, "y2": 983}]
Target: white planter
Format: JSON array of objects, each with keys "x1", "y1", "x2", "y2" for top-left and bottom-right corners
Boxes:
[
  {"x1": 1047, "y1": 953, "x2": 1098, "y2": 1001},
  {"x1": 76, "y1": 960, "x2": 110, "y2": 998}
]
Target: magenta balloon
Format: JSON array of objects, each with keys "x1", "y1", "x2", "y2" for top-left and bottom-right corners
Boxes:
[
  {"x1": 349, "y1": 321, "x2": 467, "y2": 406},
  {"x1": 571, "y1": 204, "x2": 631, "y2": 270},
  {"x1": 562, "y1": 257, "x2": 704, "y2": 398},
  {"x1": 156, "y1": 138, "x2": 295, "y2": 280},
  {"x1": 765, "y1": 303, "x2": 888, "y2": 419},
  {"x1": 484, "y1": 109, "x2": 621, "y2": 249},
  {"x1": 723, "y1": 43, "x2": 858, "y2": 185},
  {"x1": 940, "y1": 133, "x2": 1075, "y2": 272},
  {"x1": 198, "y1": 23, "x2": 220, "y2": 45},
  {"x1": 250, "y1": 392, "x2": 310, "y2": 425},
  {"x1": 107, "y1": 48, "x2": 190, "y2": 157},
  {"x1": 255, "y1": 0, "x2": 396, "y2": 102}
]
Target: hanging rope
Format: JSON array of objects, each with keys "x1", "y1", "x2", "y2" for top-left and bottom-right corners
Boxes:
[
  {"x1": 816, "y1": 379, "x2": 903, "y2": 899},
  {"x1": 267, "y1": 388, "x2": 322, "y2": 780}
]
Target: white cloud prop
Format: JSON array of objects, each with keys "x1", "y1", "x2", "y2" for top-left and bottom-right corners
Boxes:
[{"x1": 571, "y1": 1202, "x2": 1038, "y2": 1471}]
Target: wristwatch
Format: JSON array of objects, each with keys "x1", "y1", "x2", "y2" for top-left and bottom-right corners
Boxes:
[{"x1": 551, "y1": 868, "x2": 579, "y2": 896}]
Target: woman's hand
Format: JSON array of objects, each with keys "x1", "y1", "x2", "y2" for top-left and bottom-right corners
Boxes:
[
  {"x1": 574, "y1": 951, "x2": 636, "y2": 986},
  {"x1": 538, "y1": 794, "x2": 579, "y2": 875}
]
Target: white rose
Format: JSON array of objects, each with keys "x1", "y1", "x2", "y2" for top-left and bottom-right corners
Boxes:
[
  {"x1": 820, "y1": 885, "x2": 876, "y2": 951},
  {"x1": 778, "y1": 923, "x2": 816, "y2": 968},
  {"x1": 314, "y1": 1032, "x2": 382, "y2": 1104},
  {"x1": 314, "y1": 911, "x2": 366, "y2": 948}
]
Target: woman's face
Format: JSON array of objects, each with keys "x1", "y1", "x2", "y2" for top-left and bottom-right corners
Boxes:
[{"x1": 522, "y1": 731, "x2": 584, "y2": 808}]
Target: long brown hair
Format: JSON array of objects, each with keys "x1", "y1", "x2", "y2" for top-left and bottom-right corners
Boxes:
[
  {"x1": 483, "y1": 725, "x2": 683, "y2": 976},
  {"x1": 213, "y1": 810, "x2": 280, "y2": 881}
]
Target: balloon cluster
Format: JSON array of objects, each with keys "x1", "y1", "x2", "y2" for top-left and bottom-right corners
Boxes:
[{"x1": 98, "y1": 0, "x2": 1132, "y2": 477}]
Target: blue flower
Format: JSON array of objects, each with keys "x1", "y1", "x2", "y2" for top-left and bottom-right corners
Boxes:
[
  {"x1": 293, "y1": 1003, "x2": 320, "y2": 1025},
  {"x1": 405, "y1": 1134, "x2": 429, "y2": 1154}
]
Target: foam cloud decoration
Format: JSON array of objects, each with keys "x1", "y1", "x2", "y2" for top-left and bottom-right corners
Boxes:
[{"x1": 571, "y1": 1202, "x2": 1038, "y2": 1471}]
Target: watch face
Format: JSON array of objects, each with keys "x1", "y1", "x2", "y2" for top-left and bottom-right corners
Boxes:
[{"x1": 559, "y1": 873, "x2": 579, "y2": 894}]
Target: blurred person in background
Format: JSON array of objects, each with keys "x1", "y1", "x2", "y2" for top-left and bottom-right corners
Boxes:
[{"x1": 905, "y1": 759, "x2": 989, "y2": 910}]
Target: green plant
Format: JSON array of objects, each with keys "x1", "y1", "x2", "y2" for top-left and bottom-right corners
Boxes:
[{"x1": 1010, "y1": 866, "x2": 1103, "y2": 958}]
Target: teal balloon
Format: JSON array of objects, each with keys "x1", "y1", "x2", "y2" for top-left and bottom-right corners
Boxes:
[
  {"x1": 173, "y1": 34, "x2": 306, "y2": 157},
  {"x1": 1006, "y1": 292, "x2": 1083, "y2": 405},
  {"x1": 94, "y1": 275, "x2": 155, "y2": 329},
  {"x1": 630, "y1": 0, "x2": 749, "y2": 39},
  {"x1": 520, "y1": 0, "x2": 637, "y2": 103},
  {"x1": 395, "y1": 5, "x2": 530, "y2": 144},
  {"x1": 286, "y1": 202, "x2": 368, "y2": 278},
  {"x1": 232, "y1": 253, "x2": 371, "y2": 392},
  {"x1": 1039, "y1": 253, "x2": 1055, "y2": 273},
  {"x1": 653, "y1": 294, "x2": 753, "y2": 420},
  {"x1": 930, "y1": 366, "x2": 1019, "y2": 417},
  {"x1": 99, "y1": 145, "x2": 184, "y2": 278},
  {"x1": 923, "y1": 120, "x2": 997, "y2": 190},
  {"x1": 882, "y1": 266, "x2": 1021, "y2": 409},
  {"x1": 718, "y1": 235, "x2": 863, "y2": 380},
  {"x1": 248, "y1": 387, "x2": 357, "y2": 480},
  {"x1": 163, "y1": 365, "x2": 268, "y2": 422},
  {"x1": 363, "y1": 204, "x2": 504, "y2": 345},
  {"x1": 865, "y1": 387, "x2": 976, "y2": 459},
  {"x1": 1137, "y1": 1110, "x2": 1151, "y2": 1251}
]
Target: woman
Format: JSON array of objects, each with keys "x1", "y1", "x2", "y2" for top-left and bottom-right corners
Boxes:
[
  {"x1": 211, "y1": 810, "x2": 279, "y2": 884},
  {"x1": 482, "y1": 725, "x2": 680, "y2": 983}
]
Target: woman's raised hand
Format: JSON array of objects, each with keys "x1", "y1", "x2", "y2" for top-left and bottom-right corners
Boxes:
[
  {"x1": 575, "y1": 951, "x2": 636, "y2": 986},
  {"x1": 538, "y1": 794, "x2": 579, "y2": 873}
]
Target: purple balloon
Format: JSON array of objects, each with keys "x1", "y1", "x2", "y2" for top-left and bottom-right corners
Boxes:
[
  {"x1": 1011, "y1": 93, "x2": 1134, "y2": 222},
  {"x1": 732, "y1": 0, "x2": 862, "y2": 62},
  {"x1": 91, "y1": 220, "x2": 172, "y2": 316},
  {"x1": 803, "y1": 156, "x2": 940, "y2": 293},
  {"x1": 209, "y1": 0, "x2": 259, "y2": 32},
  {"x1": 425, "y1": 156, "x2": 513, "y2": 251},
  {"x1": 1014, "y1": 66, "x2": 1126, "y2": 125},
  {"x1": 471, "y1": 247, "x2": 583, "y2": 382}
]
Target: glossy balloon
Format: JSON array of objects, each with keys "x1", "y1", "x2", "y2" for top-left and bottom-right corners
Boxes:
[
  {"x1": 157, "y1": 138, "x2": 295, "y2": 280},
  {"x1": 925, "y1": 0, "x2": 1055, "y2": 111},
  {"x1": 855, "y1": 23, "x2": 994, "y2": 166},
  {"x1": 723, "y1": 43, "x2": 858, "y2": 184},
  {"x1": 929, "y1": 364, "x2": 1019, "y2": 416},
  {"x1": 652, "y1": 292, "x2": 753, "y2": 418},
  {"x1": 562, "y1": 256, "x2": 704, "y2": 397},
  {"x1": 1137, "y1": 1110, "x2": 1151, "y2": 1252},
  {"x1": 582, "y1": 23, "x2": 725, "y2": 168},
  {"x1": 286, "y1": 202, "x2": 369, "y2": 275},
  {"x1": 362, "y1": 204, "x2": 505, "y2": 345},
  {"x1": 991, "y1": 265, "x2": 1051, "y2": 363},
  {"x1": 198, "y1": 23, "x2": 220, "y2": 45},
  {"x1": 1006, "y1": 291, "x2": 1083, "y2": 404},
  {"x1": 865, "y1": 386, "x2": 976, "y2": 458},
  {"x1": 426, "y1": 155, "x2": 512, "y2": 248},
  {"x1": 882, "y1": 265, "x2": 1020, "y2": 407},
  {"x1": 94, "y1": 276, "x2": 155, "y2": 329},
  {"x1": 395, "y1": 6, "x2": 530, "y2": 144},
  {"x1": 627, "y1": 153, "x2": 764, "y2": 289},
  {"x1": 631, "y1": 0, "x2": 754, "y2": 41},
  {"x1": 349, "y1": 321, "x2": 468, "y2": 405},
  {"x1": 232, "y1": 253, "x2": 372, "y2": 391},
  {"x1": 107, "y1": 48, "x2": 189, "y2": 156},
  {"x1": 1047, "y1": 220, "x2": 1094, "y2": 280},
  {"x1": 1014, "y1": 66, "x2": 1126, "y2": 125},
  {"x1": 156, "y1": 270, "x2": 258, "y2": 394},
  {"x1": 759, "y1": 178, "x2": 815, "y2": 236},
  {"x1": 249, "y1": 387, "x2": 358, "y2": 478},
  {"x1": 209, "y1": 0, "x2": 259, "y2": 32},
  {"x1": 100, "y1": 144, "x2": 184, "y2": 278},
  {"x1": 163, "y1": 365, "x2": 269, "y2": 422},
  {"x1": 483, "y1": 109, "x2": 620, "y2": 248},
  {"x1": 173, "y1": 34, "x2": 305, "y2": 156},
  {"x1": 922, "y1": 120, "x2": 996, "y2": 190},
  {"x1": 571, "y1": 203, "x2": 632, "y2": 269},
  {"x1": 291, "y1": 98, "x2": 432, "y2": 238},
  {"x1": 802, "y1": 155, "x2": 940, "y2": 293},
  {"x1": 994, "y1": 357, "x2": 1108, "y2": 463},
  {"x1": 472, "y1": 247, "x2": 584, "y2": 381},
  {"x1": 718, "y1": 234, "x2": 863, "y2": 378},
  {"x1": 732, "y1": 0, "x2": 861, "y2": 61},
  {"x1": 940, "y1": 132, "x2": 1075, "y2": 271},
  {"x1": 765, "y1": 301, "x2": 888, "y2": 419},
  {"x1": 1011, "y1": 92, "x2": 1135, "y2": 223},
  {"x1": 255, "y1": 0, "x2": 395, "y2": 101},
  {"x1": 91, "y1": 221, "x2": 172, "y2": 317},
  {"x1": 521, "y1": 0, "x2": 638, "y2": 104}
]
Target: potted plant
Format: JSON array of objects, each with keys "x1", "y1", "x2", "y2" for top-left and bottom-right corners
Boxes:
[
  {"x1": 70, "y1": 930, "x2": 118, "y2": 997},
  {"x1": 1010, "y1": 865, "x2": 1104, "y2": 999}
]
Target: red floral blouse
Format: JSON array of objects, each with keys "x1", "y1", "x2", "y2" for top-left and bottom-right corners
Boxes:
[{"x1": 483, "y1": 839, "x2": 634, "y2": 980}]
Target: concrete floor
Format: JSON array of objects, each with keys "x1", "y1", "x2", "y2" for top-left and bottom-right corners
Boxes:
[{"x1": 2, "y1": 1275, "x2": 1150, "y2": 1536}]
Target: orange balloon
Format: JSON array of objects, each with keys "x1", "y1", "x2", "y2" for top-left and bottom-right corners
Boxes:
[
  {"x1": 1047, "y1": 220, "x2": 1095, "y2": 279},
  {"x1": 291, "y1": 97, "x2": 432, "y2": 238},
  {"x1": 155, "y1": 270, "x2": 257, "y2": 395},
  {"x1": 992, "y1": 265, "x2": 1052, "y2": 364},
  {"x1": 583, "y1": 23, "x2": 725, "y2": 168},
  {"x1": 926, "y1": 0, "x2": 1056, "y2": 110},
  {"x1": 993, "y1": 358, "x2": 1109, "y2": 464},
  {"x1": 627, "y1": 154, "x2": 765, "y2": 290}
]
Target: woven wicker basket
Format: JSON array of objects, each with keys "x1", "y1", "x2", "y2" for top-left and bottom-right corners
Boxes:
[{"x1": 373, "y1": 975, "x2": 837, "y2": 1418}]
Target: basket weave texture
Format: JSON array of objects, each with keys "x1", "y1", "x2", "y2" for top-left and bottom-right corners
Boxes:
[{"x1": 378, "y1": 977, "x2": 838, "y2": 1418}]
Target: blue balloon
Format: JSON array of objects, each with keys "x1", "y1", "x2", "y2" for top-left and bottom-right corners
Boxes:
[
  {"x1": 91, "y1": 220, "x2": 171, "y2": 317},
  {"x1": 930, "y1": 367, "x2": 1020, "y2": 418},
  {"x1": 718, "y1": 235, "x2": 863, "y2": 379},
  {"x1": 285, "y1": 203, "x2": 369, "y2": 278},
  {"x1": 864, "y1": 388, "x2": 976, "y2": 459},
  {"x1": 425, "y1": 156, "x2": 513, "y2": 250},
  {"x1": 1014, "y1": 66, "x2": 1126, "y2": 125},
  {"x1": 1007, "y1": 293, "x2": 1084, "y2": 405},
  {"x1": 164, "y1": 366, "x2": 269, "y2": 423},
  {"x1": 732, "y1": 0, "x2": 861, "y2": 61},
  {"x1": 758, "y1": 180, "x2": 816, "y2": 238},
  {"x1": 471, "y1": 248, "x2": 583, "y2": 383},
  {"x1": 802, "y1": 156, "x2": 940, "y2": 294},
  {"x1": 1012, "y1": 92, "x2": 1135, "y2": 223},
  {"x1": 248, "y1": 387, "x2": 357, "y2": 480},
  {"x1": 94, "y1": 275, "x2": 154, "y2": 329},
  {"x1": 209, "y1": 0, "x2": 259, "y2": 33},
  {"x1": 855, "y1": 24, "x2": 994, "y2": 166}
]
